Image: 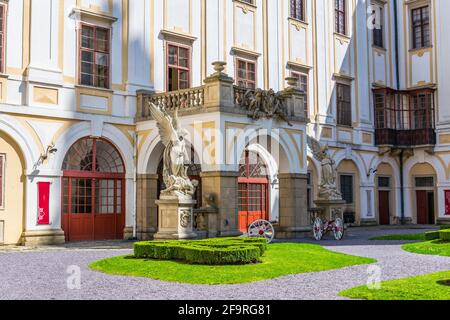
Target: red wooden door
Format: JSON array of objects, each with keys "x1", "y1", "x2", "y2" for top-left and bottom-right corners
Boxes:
[
  {"x1": 61, "y1": 138, "x2": 125, "y2": 242},
  {"x1": 378, "y1": 191, "x2": 390, "y2": 225},
  {"x1": 416, "y1": 191, "x2": 429, "y2": 224},
  {"x1": 62, "y1": 177, "x2": 94, "y2": 241},
  {"x1": 238, "y1": 151, "x2": 269, "y2": 233}
]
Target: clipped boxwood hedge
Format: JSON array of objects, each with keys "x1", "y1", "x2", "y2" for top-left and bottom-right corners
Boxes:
[
  {"x1": 439, "y1": 229, "x2": 450, "y2": 242},
  {"x1": 134, "y1": 237, "x2": 268, "y2": 265},
  {"x1": 425, "y1": 231, "x2": 441, "y2": 241}
]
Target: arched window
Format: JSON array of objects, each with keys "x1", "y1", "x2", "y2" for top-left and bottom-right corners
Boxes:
[
  {"x1": 239, "y1": 151, "x2": 269, "y2": 179},
  {"x1": 62, "y1": 138, "x2": 124, "y2": 173}
]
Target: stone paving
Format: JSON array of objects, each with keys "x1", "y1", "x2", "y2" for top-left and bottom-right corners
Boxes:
[{"x1": 0, "y1": 226, "x2": 448, "y2": 300}]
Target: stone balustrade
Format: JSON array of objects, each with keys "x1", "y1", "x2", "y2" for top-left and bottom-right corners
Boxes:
[{"x1": 136, "y1": 62, "x2": 308, "y2": 124}]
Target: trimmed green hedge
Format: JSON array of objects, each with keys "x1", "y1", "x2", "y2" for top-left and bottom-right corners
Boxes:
[
  {"x1": 134, "y1": 237, "x2": 268, "y2": 265},
  {"x1": 440, "y1": 225, "x2": 450, "y2": 230},
  {"x1": 425, "y1": 231, "x2": 441, "y2": 241},
  {"x1": 439, "y1": 230, "x2": 450, "y2": 242}
]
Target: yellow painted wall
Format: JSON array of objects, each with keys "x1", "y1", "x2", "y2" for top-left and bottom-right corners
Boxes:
[
  {"x1": 0, "y1": 132, "x2": 25, "y2": 245},
  {"x1": 377, "y1": 163, "x2": 394, "y2": 176},
  {"x1": 337, "y1": 160, "x2": 361, "y2": 224}
]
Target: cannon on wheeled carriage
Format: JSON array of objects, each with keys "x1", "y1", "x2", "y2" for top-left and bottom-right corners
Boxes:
[{"x1": 309, "y1": 207, "x2": 345, "y2": 241}]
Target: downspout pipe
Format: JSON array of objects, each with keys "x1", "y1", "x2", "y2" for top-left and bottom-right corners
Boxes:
[
  {"x1": 399, "y1": 150, "x2": 405, "y2": 224},
  {"x1": 393, "y1": 0, "x2": 405, "y2": 224},
  {"x1": 393, "y1": 0, "x2": 400, "y2": 90}
]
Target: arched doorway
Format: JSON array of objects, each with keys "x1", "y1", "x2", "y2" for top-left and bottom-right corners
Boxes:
[
  {"x1": 376, "y1": 163, "x2": 395, "y2": 225},
  {"x1": 238, "y1": 150, "x2": 269, "y2": 232},
  {"x1": 336, "y1": 160, "x2": 361, "y2": 225},
  {"x1": 0, "y1": 132, "x2": 25, "y2": 245},
  {"x1": 410, "y1": 163, "x2": 436, "y2": 225},
  {"x1": 61, "y1": 137, "x2": 125, "y2": 241}
]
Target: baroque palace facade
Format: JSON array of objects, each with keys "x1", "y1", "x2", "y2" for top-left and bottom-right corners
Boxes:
[{"x1": 0, "y1": 0, "x2": 449, "y2": 245}]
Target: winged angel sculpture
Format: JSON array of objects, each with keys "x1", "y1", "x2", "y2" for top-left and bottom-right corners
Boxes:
[
  {"x1": 148, "y1": 102, "x2": 198, "y2": 199},
  {"x1": 307, "y1": 136, "x2": 342, "y2": 201}
]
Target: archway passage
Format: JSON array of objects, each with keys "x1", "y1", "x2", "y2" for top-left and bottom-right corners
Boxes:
[
  {"x1": 238, "y1": 151, "x2": 269, "y2": 233},
  {"x1": 61, "y1": 138, "x2": 125, "y2": 242},
  {"x1": 0, "y1": 132, "x2": 25, "y2": 245}
]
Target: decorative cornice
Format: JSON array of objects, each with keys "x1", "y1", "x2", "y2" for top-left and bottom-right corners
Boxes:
[
  {"x1": 160, "y1": 29, "x2": 198, "y2": 44},
  {"x1": 70, "y1": 8, "x2": 118, "y2": 24},
  {"x1": 230, "y1": 46, "x2": 261, "y2": 59}
]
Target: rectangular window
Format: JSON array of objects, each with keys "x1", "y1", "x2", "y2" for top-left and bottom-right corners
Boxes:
[
  {"x1": 292, "y1": 72, "x2": 309, "y2": 117},
  {"x1": 412, "y1": 6, "x2": 430, "y2": 49},
  {"x1": 0, "y1": 154, "x2": 4, "y2": 209},
  {"x1": 236, "y1": 59, "x2": 256, "y2": 89},
  {"x1": 373, "y1": 6, "x2": 383, "y2": 47},
  {"x1": 79, "y1": 25, "x2": 110, "y2": 89},
  {"x1": 337, "y1": 83, "x2": 352, "y2": 126},
  {"x1": 412, "y1": 92, "x2": 432, "y2": 129},
  {"x1": 378, "y1": 177, "x2": 391, "y2": 188},
  {"x1": 0, "y1": 3, "x2": 7, "y2": 73},
  {"x1": 340, "y1": 175, "x2": 354, "y2": 205},
  {"x1": 335, "y1": 0, "x2": 346, "y2": 35},
  {"x1": 290, "y1": 0, "x2": 305, "y2": 21},
  {"x1": 167, "y1": 44, "x2": 191, "y2": 92},
  {"x1": 415, "y1": 177, "x2": 434, "y2": 188},
  {"x1": 374, "y1": 93, "x2": 386, "y2": 128}
]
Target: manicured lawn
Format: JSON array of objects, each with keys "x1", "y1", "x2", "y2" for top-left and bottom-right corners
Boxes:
[
  {"x1": 90, "y1": 243, "x2": 376, "y2": 285},
  {"x1": 339, "y1": 270, "x2": 450, "y2": 300},
  {"x1": 403, "y1": 240, "x2": 450, "y2": 257},
  {"x1": 369, "y1": 233, "x2": 426, "y2": 241}
]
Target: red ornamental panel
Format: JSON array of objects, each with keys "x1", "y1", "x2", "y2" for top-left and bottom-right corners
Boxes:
[
  {"x1": 37, "y1": 182, "x2": 50, "y2": 225},
  {"x1": 445, "y1": 190, "x2": 450, "y2": 216}
]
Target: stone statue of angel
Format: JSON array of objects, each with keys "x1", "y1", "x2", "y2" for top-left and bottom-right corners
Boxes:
[
  {"x1": 307, "y1": 136, "x2": 342, "y2": 201},
  {"x1": 147, "y1": 102, "x2": 198, "y2": 199}
]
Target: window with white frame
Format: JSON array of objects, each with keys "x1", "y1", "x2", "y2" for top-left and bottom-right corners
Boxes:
[
  {"x1": 411, "y1": 5, "x2": 430, "y2": 49},
  {"x1": 79, "y1": 24, "x2": 111, "y2": 89},
  {"x1": 372, "y1": 4, "x2": 384, "y2": 48},
  {"x1": 291, "y1": 71, "x2": 309, "y2": 117},
  {"x1": 236, "y1": 58, "x2": 256, "y2": 89},
  {"x1": 167, "y1": 43, "x2": 191, "y2": 92},
  {"x1": 340, "y1": 174, "x2": 354, "y2": 205},
  {"x1": 335, "y1": 0, "x2": 347, "y2": 35},
  {"x1": 336, "y1": 82, "x2": 352, "y2": 126},
  {"x1": 290, "y1": 0, "x2": 305, "y2": 22}
]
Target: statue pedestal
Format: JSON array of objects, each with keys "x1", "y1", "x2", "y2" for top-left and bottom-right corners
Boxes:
[
  {"x1": 313, "y1": 199, "x2": 346, "y2": 222},
  {"x1": 154, "y1": 196, "x2": 198, "y2": 240}
]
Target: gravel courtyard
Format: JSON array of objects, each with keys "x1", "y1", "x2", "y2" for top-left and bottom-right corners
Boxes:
[{"x1": 0, "y1": 226, "x2": 449, "y2": 300}]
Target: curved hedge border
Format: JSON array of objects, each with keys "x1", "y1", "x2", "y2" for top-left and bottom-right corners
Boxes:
[
  {"x1": 134, "y1": 237, "x2": 268, "y2": 265},
  {"x1": 440, "y1": 229, "x2": 450, "y2": 241},
  {"x1": 424, "y1": 228, "x2": 450, "y2": 242}
]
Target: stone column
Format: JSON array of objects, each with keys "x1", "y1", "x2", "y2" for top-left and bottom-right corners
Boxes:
[
  {"x1": 276, "y1": 173, "x2": 309, "y2": 239},
  {"x1": 200, "y1": 171, "x2": 241, "y2": 237},
  {"x1": 135, "y1": 174, "x2": 158, "y2": 240}
]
